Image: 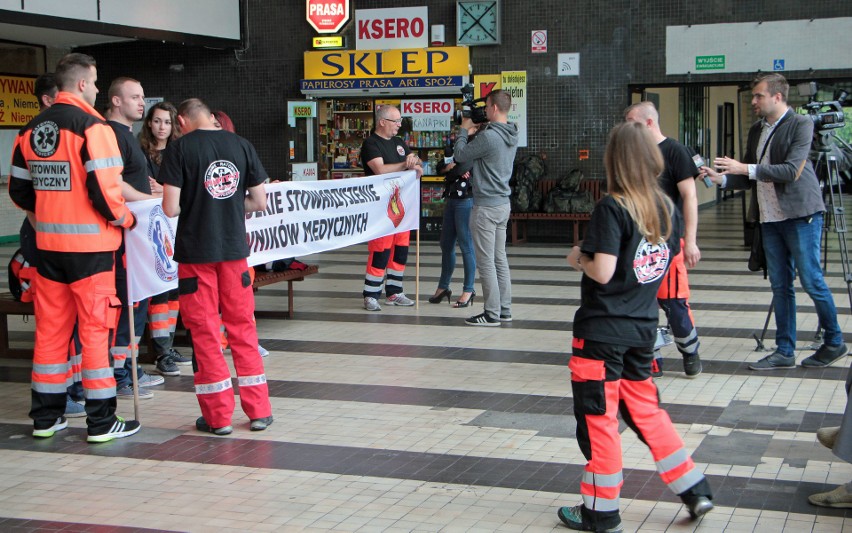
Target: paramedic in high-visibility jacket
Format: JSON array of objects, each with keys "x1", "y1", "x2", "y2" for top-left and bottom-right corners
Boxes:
[
  {"x1": 160, "y1": 98, "x2": 272, "y2": 435},
  {"x1": 8, "y1": 53, "x2": 141, "y2": 443}
]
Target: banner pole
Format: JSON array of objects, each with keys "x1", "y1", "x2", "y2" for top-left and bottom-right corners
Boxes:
[
  {"x1": 128, "y1": 302, "x2": 140, "y2": 422},
  {"x1": 124, "y1": 235, "x2": 141, "y2": 423},
  {"x1": 416, "y1": 227, "x2": 420, "y2": 309}
]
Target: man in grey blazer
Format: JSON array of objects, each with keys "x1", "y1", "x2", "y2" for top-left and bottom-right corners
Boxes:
[{"x1": 702, "y1": 73, "x2": 846, "y2": 370}]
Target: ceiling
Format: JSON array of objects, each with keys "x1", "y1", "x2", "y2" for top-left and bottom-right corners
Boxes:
[{"x1": 0, "y1": 22, "x2": 134, "y2": 49}]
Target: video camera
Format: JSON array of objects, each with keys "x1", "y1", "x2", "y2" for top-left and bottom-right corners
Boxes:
[
  {"x1": 453, "y1": 83, "x2": 489, "y2": 125},
  {"x1": 798, "y1": 82, "x2": 848, "y2": 133}
]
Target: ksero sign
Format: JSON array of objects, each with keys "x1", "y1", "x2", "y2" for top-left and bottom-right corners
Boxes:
[
  {"x1": 306, "y1": 0, "x2": 350, "y2": 34},
  {"x1": 356, "y1": 6, "x2": 428, "y2": 50}
]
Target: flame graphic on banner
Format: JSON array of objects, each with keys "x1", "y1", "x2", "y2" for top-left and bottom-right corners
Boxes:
[{"x1": 387, "y1": 184, "x2": 405, "y2": 227}]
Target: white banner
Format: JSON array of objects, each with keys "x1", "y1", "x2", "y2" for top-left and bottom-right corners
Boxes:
[
  {"x1": 125, "y1": 199, "x2": 180, "y2": 303},
  {"x1": 246, "y1": 171, "x2": 419, "y2": 266},
  {"x1": 124, "y1": 171, "x2": 419, "y2": 303}
]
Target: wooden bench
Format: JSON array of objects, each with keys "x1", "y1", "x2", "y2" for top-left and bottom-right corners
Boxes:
[
  {"x1": 0, "y1": 292, "x2": 34, "y2": 358},
  {"x1": 0, "y1": 264, "x2": 319, "y2": 359},
  {"x1": 252, "y1": 264, "x2": 319, "y2": 319},
  {"x1": 510, "y1": 179, "x2": 604, "y2": 245}
]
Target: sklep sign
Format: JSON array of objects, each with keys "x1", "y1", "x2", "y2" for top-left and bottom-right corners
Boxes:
[{"x1": 306, "y1": 0, "x2": 350, "y2": 34}]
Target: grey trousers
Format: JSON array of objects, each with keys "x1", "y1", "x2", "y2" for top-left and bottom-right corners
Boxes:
[{"x1": 471, "y1": 203, "x2": 511, "y2": 319}]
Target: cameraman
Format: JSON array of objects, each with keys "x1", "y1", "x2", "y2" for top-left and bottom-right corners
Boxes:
[
  {"x1": 701, "y1": 73, "x2": 847, "y2": 369},
  {"x1": 453, "y1": 90, "x2": 519, "y2": 326}
]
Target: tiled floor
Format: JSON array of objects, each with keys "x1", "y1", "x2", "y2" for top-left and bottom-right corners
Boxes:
[{"x1": 1, "y1": 196, "x2": 852, "y2": 532}]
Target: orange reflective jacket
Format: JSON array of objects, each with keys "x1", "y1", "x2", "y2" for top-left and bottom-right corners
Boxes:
[{"x1": 9, "y1": 92, "x2": 134, "y2": 253}]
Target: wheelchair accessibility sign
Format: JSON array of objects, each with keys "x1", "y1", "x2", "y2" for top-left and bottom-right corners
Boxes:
[{"x1": 773, "y1": 59, "x2": 785, "y2": 71}]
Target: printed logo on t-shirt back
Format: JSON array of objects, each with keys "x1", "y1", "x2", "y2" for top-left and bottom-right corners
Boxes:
[
  {"x1": 204, "y1": 160, "x2": 240, "y2": 199},
  {"x1": 633, "y1": 238, "x2": 670, "y2": 284},
  {"x1": 396, "y1": 145, "x2": 406, "y2": 156}
]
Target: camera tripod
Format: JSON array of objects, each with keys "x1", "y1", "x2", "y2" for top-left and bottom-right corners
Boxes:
[{"x1": 753, "y1": 145, "x2": 852, "y2": 350}]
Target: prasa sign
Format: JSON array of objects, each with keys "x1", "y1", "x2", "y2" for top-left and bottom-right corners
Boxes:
[{"x1": 306, "y1": 0, "x2": 350, "y2": 34}]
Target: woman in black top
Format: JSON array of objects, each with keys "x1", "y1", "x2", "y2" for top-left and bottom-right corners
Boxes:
[
  {"x1": 429, "y1": 146, "x2": 477, "y2": 308},
  {"x1": 139, "y1": 102, "x2": 179, "y2": 187},
  {"x1": 557, "y1": 122, "x2": 713, "y2": 532}
]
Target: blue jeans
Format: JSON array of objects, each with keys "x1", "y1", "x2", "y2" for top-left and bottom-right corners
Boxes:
[
  {"x1": 438, "y1": 197, "x2": 476, "y2": 292},
  {"x1": 762, "y1": 212, "x2": 843, "y2": 356}
]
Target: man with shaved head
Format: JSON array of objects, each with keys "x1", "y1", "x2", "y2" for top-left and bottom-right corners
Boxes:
[{"x1": 161, "y1": 98, "x2": 272, "y2": 435}]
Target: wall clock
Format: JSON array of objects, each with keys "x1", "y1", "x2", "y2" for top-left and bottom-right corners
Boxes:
[{"x1": 456, "y1": 0, "x2": 500, "y2": 46}]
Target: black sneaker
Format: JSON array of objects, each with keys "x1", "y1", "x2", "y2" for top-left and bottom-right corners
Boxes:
[
  {"x1": 683, "y1": 354, "x2": 702, "y2": 378},
  {"x1": 168, "y1": 348, "x2": 193, "y2": 366},
  {"x1": 557, "y1": 504, "x2": 623, "y2": 532},
  {"x1": 250, "y1": 415, "x2": 274, "y2": 431},
  {"x1": 801, "y1": 344, "x2": 848, "y2": 368},
  {"x1": 685, "y1": 496, "x2": 714, "y2": 519},
  {"x1": 87, "y1": 416, "x2": 141, "y2": 443},
  {"x1": 154, "y1": 353, "x2": 181, "y2": 376},
  {"x1": 651, "y1": 357, "x2": 664, "y2": 378},
  {"x1": 196, "y1": 416, "x2": 233, "y2": 436},
  {"x1": 33, "y1": 416, "x2": 68, "y2": 438},
  {"x1": 499, "y1": 314, "x2": 512, "y2": 322},
  {"x1": 748, "y1": 351, "x2": 795, "y2": 371},
  {"x1": 465, "y1": 313, "x2": 500, "y2": 327}
]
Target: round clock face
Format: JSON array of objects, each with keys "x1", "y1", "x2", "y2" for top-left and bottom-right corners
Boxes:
[{"x1": 458, "y1": 1, "x2": 499, "y2": 45}]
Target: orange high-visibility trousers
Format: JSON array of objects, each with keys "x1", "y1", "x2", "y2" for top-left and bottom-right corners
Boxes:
[
  {"x1": 30, "y1": 267, "x2": 121, "y2": 434},
  {"x1": 656, "y1": 241, "x2": 700, "y2": 357},
  {"x1": 363, "y1": 231, "x2": 410, "y2": 298},
  {"x1": 148, "y1": 288, "x2": 179, "y2": 357},
  {"x1": 569, "y1": 337, "x2": 711, "y2": 529},
  {"x1": 179, "y1": 260, "x2": 270, "y2": 428}
]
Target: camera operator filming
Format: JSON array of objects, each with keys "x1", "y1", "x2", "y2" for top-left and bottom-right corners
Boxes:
[
  {"x1": 700, "y1": 72, "x2": 847, "y2": 370},
  {"x1": 452, "y1": 88, "x2": 519, "y2": 326}
]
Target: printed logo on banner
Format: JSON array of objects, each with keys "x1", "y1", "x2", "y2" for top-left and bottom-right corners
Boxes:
[
  {"x1": 31, "y1": 121, "x2": 59, "y2": 157},
  {"x1": 204, "y1": 160, "x2": 240, "y2": 199},
  {"x1": 385, "y1": 178, "x2": 406, "y2": 227},
  {"x1": 632, "y1": 238, "x2": 670, "y2": 284},
  {"x1": 148, "y1": 205, "x2": 177, "y2": 282}
]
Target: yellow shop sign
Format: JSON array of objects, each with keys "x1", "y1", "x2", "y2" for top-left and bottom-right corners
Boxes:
[{"x1": 304, "y1": 47, "x2": 469, "y2": 80}]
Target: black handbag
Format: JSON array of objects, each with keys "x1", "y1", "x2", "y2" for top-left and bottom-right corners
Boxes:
[{"x1": 748, "y1": 224, "x2": 767, "y2": 277}]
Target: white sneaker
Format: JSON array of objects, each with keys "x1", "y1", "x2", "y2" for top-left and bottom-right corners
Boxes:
[
  {"x1": 364, "y1": 297, "x2": 382, "y2": 311},
  {"x1": 386, "y1": 293, "x2": 414, "y2": 306}
]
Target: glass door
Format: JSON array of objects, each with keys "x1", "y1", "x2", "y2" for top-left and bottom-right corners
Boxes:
[{"x1": 286, "y1": 100, "x2": 319, "y2": 181}]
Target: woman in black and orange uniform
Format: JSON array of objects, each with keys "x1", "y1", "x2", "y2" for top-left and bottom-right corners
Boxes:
[{"x1": 557, "y1": 122, "x2": 713, "y2": 532}]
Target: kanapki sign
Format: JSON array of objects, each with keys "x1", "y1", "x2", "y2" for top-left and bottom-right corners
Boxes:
[
  {"x1": 356, "y1": 6, "x2": 428, "y2": 50},
  {"x1": 306, "y1": 0, "x2": 350, "y2": 34},
  {"x1": 124, "y1": 171, "x2": 419, "y2": 303}
]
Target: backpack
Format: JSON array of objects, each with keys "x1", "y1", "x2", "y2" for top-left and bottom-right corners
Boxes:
[
  {"x1": 8, "y1": 249, "x2": 35, "y2": 303},
  {"x1": 543, "y1": 170, "x2": 597, "y2": 214},
  {"x1": 510, "y1": 154, "x2": 547, "y2": 212}
]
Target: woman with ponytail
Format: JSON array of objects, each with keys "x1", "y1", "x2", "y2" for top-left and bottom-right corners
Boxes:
[{"x1": 557, "y1": 122, "x2": 713, "y2": 532}]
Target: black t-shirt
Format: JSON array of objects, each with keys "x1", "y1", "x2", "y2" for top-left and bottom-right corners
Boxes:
[
  {"x1": 147, "y1": 149, "x2": 165, "y2": 182},
  {"x1": 360, "y1": 133, "x2": 409, "y2": 176},
  {"x1": 108, "y1": 120, "x2": 151, "y2": 194},
  {"x1": 573, "y1": 195, "x2": 683, "y2": 347},
  {"x1": 658, "y1": 137, "x2": 698, "y2": 211},
  {"x1": 159, "y1": 129, "x2": 267, "y2": 264}
]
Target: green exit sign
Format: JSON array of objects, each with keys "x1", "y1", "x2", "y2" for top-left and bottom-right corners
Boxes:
[{"x1": 696, "y1": 55, "x2": 725, "y2": 70}]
